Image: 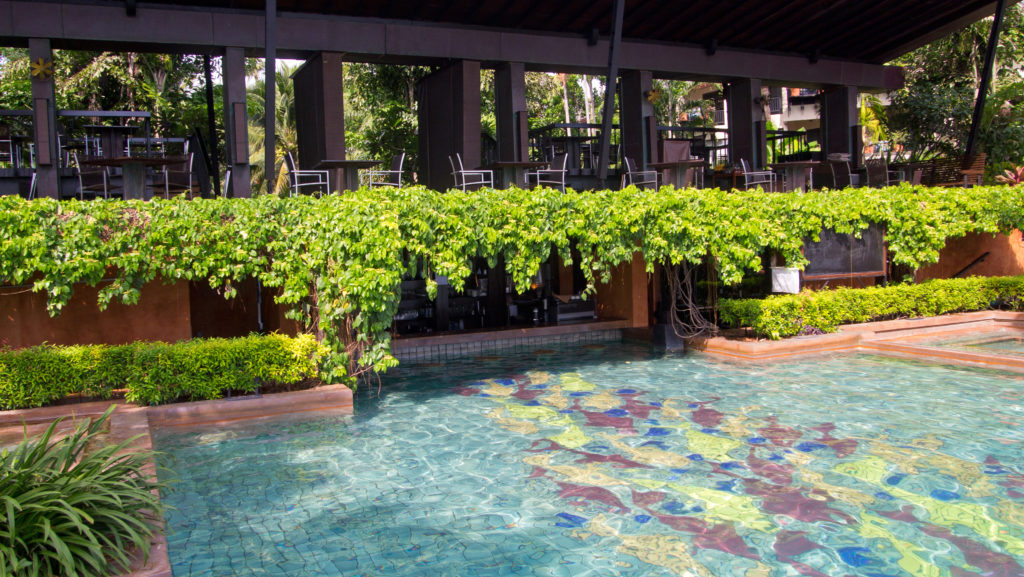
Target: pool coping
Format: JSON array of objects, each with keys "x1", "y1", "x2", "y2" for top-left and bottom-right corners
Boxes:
[
  {"x1": 0, "y1": 385, "x2": 354, "y2": 577},
  {"x1": 688, "y1": 310, "x2": 1024, "y2": 373}
]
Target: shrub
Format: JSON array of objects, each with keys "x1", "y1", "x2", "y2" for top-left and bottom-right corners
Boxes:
[
  {"x1": 719, "y1": 276, "x2": 1024, "y2": 339},
  {"x1": 0, "y1": 406, "x2": 163, "y2": 577},
  {"x1": 0, "y1": 333, "x2": 329, "y2": 410}
]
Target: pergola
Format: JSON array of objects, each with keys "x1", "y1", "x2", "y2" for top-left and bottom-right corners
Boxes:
[{"x1": 0, "y1": 0, "x2": 1004, "y2": 198}]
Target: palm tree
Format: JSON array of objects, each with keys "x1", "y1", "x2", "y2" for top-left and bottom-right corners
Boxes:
[{"x1": 247, "y1": 63, "x2": 298, "y2": 195}]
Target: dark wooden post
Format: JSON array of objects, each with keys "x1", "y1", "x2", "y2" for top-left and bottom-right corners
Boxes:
[
  {"x1": 966, "y1": 0, "x2": 1007, "y2": 159},
  {"x1": 264, "y1": 0, "x2": 277, "y2": 195},
  {"x1": 726, "y1": 78, "x2": 764, "y2": 168},
  {"x1": 822, "y1": 85, "x2": 859, "y2": 162},
  {"x1": 621, "y1": 70, "x2": 656, "y2": 168},
  {"x1": 416, "y1": 60, "x2": 481, "y2": 192},
  {"x1": 495, "y1": 62, "x2": 527, "y2": 162},
  {"x1": 293, "y1": 52, "x2": 346, "y2": 184},
  {"x1": 222, "y1": 47, "x2": 251, "y2": 198},
  {"x1": 204, "y1": 55, "x2": 220, "y2": 197},
  {"x1": 597, "y1": 0, "x2": 626, "y2": 182},
  {"x1": 29, "y1": 38, "x2": 59, "y2": 199}
]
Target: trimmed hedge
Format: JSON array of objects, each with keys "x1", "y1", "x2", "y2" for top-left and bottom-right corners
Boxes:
[
  {"x1": 719, "y1": 276, "x2": 1024, "y2": 339},
  {"x1": 0, "y1": 333, "x2": 329, "y2": 410}
]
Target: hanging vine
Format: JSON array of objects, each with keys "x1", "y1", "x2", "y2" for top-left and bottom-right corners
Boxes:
[{"x1": 1, "y1": 183, "x2": 1022, "y2": 384}]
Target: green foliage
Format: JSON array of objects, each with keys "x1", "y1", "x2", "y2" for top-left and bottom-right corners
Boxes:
[
  {"x1": 2, "y1": 184, "x2": 1024, "y2": 382},
  {"x1": 0, "y1": 406, "x2": 163, "y2": 577},
  {"x1": 719, "y1": 276, "x2": 1024, "y2": 339},
  {"x1": 344, "y1": 63, "x2": 431, "y2": 183},
  {"x1": 882, "y1": 2, "x2": 1024, "y2": 165},
  {"x1": 0, "y1": 334, "x2": 327, "y2": 410}
]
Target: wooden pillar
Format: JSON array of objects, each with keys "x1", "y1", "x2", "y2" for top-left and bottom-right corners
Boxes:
[
  {"x1": 222, "y1": 47, "x2": 251, "y2": 198},
  {"x1": 822, "y1": 85, "x2": 859, "y2": 163},
  {"x1": 726, "y1": 78, "x2": 766, "y2": 168},
  {"x1": 293, "y1": 53, "x2": 345, "y2": 172},
  {"x1": 264, "y1": 0, "x2": 277, "y2": 195},
  {"x1": 621, "y1": 70, "x2": 656, "y2": 167},
  {"x1": 495, "y1": 62, "x2": 527, "y2": 162},
  {"x1": 416, "y1": 60, "x2": 481, "y2": 192},
  {"x1": 29, "y1": 38, "x2": 59, "y2": 199},
  {"x1": 594, "y1": 252, "x2": 650, "y2": 329}
]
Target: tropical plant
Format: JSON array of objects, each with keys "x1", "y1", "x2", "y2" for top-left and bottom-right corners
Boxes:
[
  {"x1": 247, "y1": 62, "x2": 299, "y2": 195},
  {"x1": 0, "y1": 406, "x2": 163, "y2": 577},
  {"x1": 881, "y1": 2, "x2": 1024, "y2": 164},
  {"x1": 995, "y1": 164, "x2": 1024, "y2": 185}
]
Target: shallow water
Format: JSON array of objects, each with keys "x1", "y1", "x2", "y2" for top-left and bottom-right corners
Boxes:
[{"x1": 154, "y1": 344, "x2": 1024, "y2": 576}]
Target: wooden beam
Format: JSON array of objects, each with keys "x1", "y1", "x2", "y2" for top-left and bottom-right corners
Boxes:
[
  {"x1": 265, "y1": 0, "x2": 276, "y2": 195},
  {"x1": 966, "y1": 0, "x2": 1006, "y2": 159},
  {"x1": 597, "y1": 0, "x2": 624, "y2": 181},
  {"x1": 4, "y1": 1, "x2": 902, "y2": 89}
]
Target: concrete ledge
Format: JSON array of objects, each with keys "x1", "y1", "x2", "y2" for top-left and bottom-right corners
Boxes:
[
  {"x1": 146, "y1": 385, "x2": 354, "y2": 428},
  {"x1": 690, "y1": 311, "x2": 1024, "y2": 372}
]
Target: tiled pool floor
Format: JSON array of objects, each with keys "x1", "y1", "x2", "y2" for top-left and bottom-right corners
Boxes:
[{"x1": 153, "y1": 343, "x2": 1024, "y2": 576}]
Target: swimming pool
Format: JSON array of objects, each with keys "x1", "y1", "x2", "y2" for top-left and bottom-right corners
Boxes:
[{"x1": 154, "y1": 344, "x2": 1024, "y2": 576}]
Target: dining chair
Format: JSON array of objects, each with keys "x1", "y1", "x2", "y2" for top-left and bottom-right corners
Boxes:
[
  {"x1": 449, "y1": 153, "x2": 493, "y2": 191},
  {"x1": 828, "y1": 160, "x2": 854, "y2": 189},
  {"x1": 71, "y1": 152, "x2": 110, "y2": 200},
  {"x1": 740, "y1": 158, "x2": 777, "y2": 192},
  {"x1": 285, "y1": 151, "x2": 330, "y2": 197},
  {"x1": 621, "y1": 157, "x2": 658, "y2": 189},
  {"x1": 27, "y1": 171, "x2": 37, "y2": 200},
  {"x1": 157, "y1": 152, "x2": 196, "y2": 200},
  {"x1": 0, "y1": 124, "x2": 13, "y2": 169},
  {"x1": 222, "y1": 167, "x2": 232, "y2": 197},
  {"x1": 865, "y1": 158, "x2": 899, "y2": 187},
  {"x1": 528, "y1": 153, "x2": 568, "y2": 192},
  {"x1": 360, "y1": 152, "x2": 405, "y2": 188}
]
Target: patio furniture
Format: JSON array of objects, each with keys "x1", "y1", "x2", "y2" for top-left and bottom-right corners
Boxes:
[
  {"x1": 154, "y1": 152, "x2": 196, "y2": 199},
  {"x1": 223, "y1": 168, "x2": 231, "y2": 197},
  {"x1": 865, "y1": 158, "x2": 899, "y2": 187},
  {"x1": 648, "y1": 158, "x2": 705, "y2": 189},
  {"x1": 449, "y1": 153, "x2": 493, "y2": 191},
  {"x1": 360, "y1": 152, "x2": 405, "y2": 188},
  {"x1": 286, "y1": 151, "x2": 330, "y2": 197},
  {"x1": 527, "y1": 153, "x2": 568, "y2": 191},
  {"x1": 0, "y1": 124, "x2": 12, "y2": 168},
  {"x1": 740, "y1": 158, "x2": 777, "y2": 191},
  {"x1": 71, "y1": 152, "x2": 111, "y2": 199},
  {"x1": 828, "y1": 159, "x2": 854, "y2": 189},
  {"x1": 960, "y1": 153, "x2": 986, "y2": 186},
  {"x1": 621, "y1": 157, "x2": 658, "y2": 189},
  {"x1": 315, "y1": 159, "x2": 380, "y2": 193}
]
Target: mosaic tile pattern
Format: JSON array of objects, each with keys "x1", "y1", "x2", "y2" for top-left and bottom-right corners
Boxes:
[{"x1": 154, "y1": 345, "x2": 1024, "y2": 576}]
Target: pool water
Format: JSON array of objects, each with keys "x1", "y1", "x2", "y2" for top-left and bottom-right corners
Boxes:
[
  {"x1": 933, "y1": 334, "x2": 1024, "y2": 357},
  {"x1": 153, "y1": 344, "x2": 1024, "y2": 576}
]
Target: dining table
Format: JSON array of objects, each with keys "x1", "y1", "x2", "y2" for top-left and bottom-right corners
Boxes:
[
  {"x1": 314, "y1": 159, "x2": 381, "y2": 193},
  {"x1": 79, "y1": 155, "x2": 186, "y2": 200},
  {"x1": 769, "y1": 160, "x2": 822, "y2": 192},
  {"x1": 546, "y1": 135, "x2": 595, "y2": 174},
  {"x1": 648, "y1": 158, "x2": 705, "y2": 189},
  {"x1": 483, "y1": 160, "x2": 549, "y2": 188}
]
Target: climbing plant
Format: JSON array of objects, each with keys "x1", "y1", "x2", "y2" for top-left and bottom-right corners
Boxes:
[{"x1": 1, "y1": 183, "x2": 1023, "y2": 384}]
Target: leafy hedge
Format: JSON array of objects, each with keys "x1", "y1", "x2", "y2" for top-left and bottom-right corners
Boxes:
[
  {"x1": 719, "y1": 276, "x2": 1024, "y2": 339},
  {"x1": 2, "y1": 183, "x2": 1023, "y2": 378},
  {"x1": 0, "y1": 407, "x2": 163, "y2": 577},
  {"x1": 0, "y1": 333, "x2": 327, "y2": 410}
]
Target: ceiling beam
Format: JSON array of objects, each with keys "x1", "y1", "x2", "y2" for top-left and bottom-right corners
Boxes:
[{"x1": 1, "y1": 0, "x2": 902, "y2": 89}]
